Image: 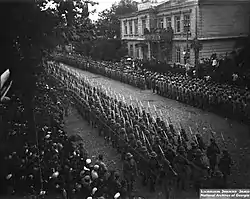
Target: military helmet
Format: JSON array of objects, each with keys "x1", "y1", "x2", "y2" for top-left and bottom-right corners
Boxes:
[
  {"x1": 136, "y1": 140, "x2": 142, "y2": 146},
  {"x1": 150, "y1": 151, "x2": 157, "y2": 158},
  {"x1": 126, "y1": 152, "x2": 133, "y2": 159},
  {"x1": 128, "y1": 133, "x2": 135, "y2": 139},
  {"x1": 178, "y1": 146, "x2": 185, "y2": 153},
  {"x1": 191, "y1": 142, "x2": 197, "y2": 147},
  {"x1": 195, "y1": 149, "x2": 203, "y2": 157},
  {"x1": 120, "y1": 128, "x2": 126, "y2": 134},
  {"x1": 141, "y1": 146, "x2": 147, "y2": 152}
]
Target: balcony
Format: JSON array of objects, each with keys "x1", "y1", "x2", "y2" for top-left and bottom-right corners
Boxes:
[{"x1": 144, "y1": 27, "x2": 173, "y2": 42}]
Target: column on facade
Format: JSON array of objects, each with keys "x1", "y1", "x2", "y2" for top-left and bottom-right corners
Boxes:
[
  {"x1": 148, "y1": 42, "x2": 151, "y2": 60},
  {"x1": 139, "y1": 47, "x2": 143, "y2": 60},
  {"x1": 163, "y1": 17, "x2": 167, "y2": 29},
  {"x1": 132, "y1": 19, "x2": 134, "y2": 35},
  {"x1": 133, "y1": 43, "x2": 136, "y2": 58}
]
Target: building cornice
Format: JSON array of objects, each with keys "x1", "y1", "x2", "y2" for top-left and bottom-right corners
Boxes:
[
  {"x1": 119, "y1": 8, "x2": 155, "y2": 20},
  {"x1": 198, "y1": 0, "x2": 250, "y2": 6},
  {"x1": 198, "y1": 35, "x2": 248, "y2": 41},
  {"x1": 157, "y1": 1, "x2": 198, "y2": 12}
]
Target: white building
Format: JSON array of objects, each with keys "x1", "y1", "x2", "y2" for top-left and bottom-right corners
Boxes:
[{"x1": 120, "y1": 0, "x2": 250, "y2": 65}]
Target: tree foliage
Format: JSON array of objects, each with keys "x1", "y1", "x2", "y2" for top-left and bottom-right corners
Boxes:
[
  {"x1": 90, "y1": 39, "x2": 128, "y2": 61},
  {"x1": 95, "y1": 0, "x2": 138, "y2": 39},
  {"x1": 0, "y1": 0, "x2": 97, "y2": 140}
]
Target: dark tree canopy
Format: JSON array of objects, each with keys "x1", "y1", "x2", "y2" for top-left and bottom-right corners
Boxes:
[
  {"x1": 0, "y1": 0, "x2": 97, "y2": 140},
  {"x1": 95, "y1": 0, "x2": 138, "y2": 39}
]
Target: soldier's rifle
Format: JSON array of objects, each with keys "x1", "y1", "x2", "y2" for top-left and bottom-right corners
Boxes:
[
  {"x1": 165, "y1": 118, "x2": 169, "y2": 127},
  {"x1": 168, "y1": 116, "x2": 172, "y2": 124},
  {"x1": 141, "y1": 131, "x2": 146, "y2": 145},
  {"x1": 177, "y1": 126, "x2": 183, "y2": 144},
  {"x1": 159, "y1": 109, "x2": 164, "y2": 121},
  {"x1": 153, "y1": 104, "x2": 159, "y2": 118},
  {"x1": 189, "y1": 126, "x2": 198, "y2": 145},
  {"x1": 158, "y1": 145, "x2": 178, "y2": 176},
  {"x1": 147, "y1": 101, "x2": 151, "y2": 115},
  {"x1": 208, "y1": 124, "x2": 216, "y2": 140},
  {"x1": 63, "y1": 67, "x2": 211, "y2": 177},
  {"x1": 135, "y1": 127, "x2": 140, "y2": 140},
  {"x1": 162, "y1": 130, "x2": 169, "y2": 143},
  {"x1": 144, "y1": 133, "x2": 153, "y2": 152},
  {"x1": 220, "y1": 132, "x2": 227, "y2": 148}
]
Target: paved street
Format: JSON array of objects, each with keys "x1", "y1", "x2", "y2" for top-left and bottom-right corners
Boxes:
[
  {"x1": 65, "y1": 64, "x2": 250, "y2": 189},
  {"x1": 64, "y1": 101, "x2": 197, "y2": 199}
]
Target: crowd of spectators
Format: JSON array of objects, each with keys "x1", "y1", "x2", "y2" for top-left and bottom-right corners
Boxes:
[{"x1": 0, "y1": 69, "x2": 129, "y2": 199}]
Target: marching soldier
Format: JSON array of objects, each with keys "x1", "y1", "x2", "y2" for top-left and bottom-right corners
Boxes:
[
  {"x1": 206, "y1": 138, "x2": 220, "y2": 175},
  {"x1": 188, "y1": 142, "x2": 198, "y2": 162},
  {"x1": 196, "y1": 134, "x2": 206, "y2": 151},
  {"x1": 218, "y1": 150, "x2": 232, "y2": 187},
  {"x1": 52, "y1": 60, "x2": 236, "y2": 198},
  {"x1": 192, "y1": 149, "x2": 209, "y2": 194},
  {"x1": 148, "y1": 151, "x2": 160, "y2": 192},
  {"x1": 160, "y1": 155, "x2": 178, "y2": 199},
  {"x1": 123, "y1": 153, "x2": 138, "y2": 194},
  {"x1": 173, "y1": 146, "x2": 190, "y2": 191}
]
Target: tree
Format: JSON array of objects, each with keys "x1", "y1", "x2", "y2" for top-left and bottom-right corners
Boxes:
[
  {"x1": 90, "y1": 38, "x2": 127, "y2": 61},
  {"x1": 0, "y1": 0, "x2": 97, "y2": 141},
  {"x1": 95, "y1": 0, "x2": 138, "y2": 39}
]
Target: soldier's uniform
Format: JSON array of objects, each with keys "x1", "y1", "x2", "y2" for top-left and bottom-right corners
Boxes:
[
  {"x1": 123, "y1": 153, "x2": 138, "y2": 193},
  {"x1": 148, "y1": 151, "x2": 160, "y2": 192},
  {"x1": 218, "y1": 150, "x2": 232, "y2": 187},
  {"x1": 206, "y1": 139, "x2": 220, "y2": 175},
  {"x1": 192, "y1": 150, "x2": 209, "y2": 193}
]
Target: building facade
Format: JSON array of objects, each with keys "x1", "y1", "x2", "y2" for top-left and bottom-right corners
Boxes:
[{"x1": 120, "y1": 0, "x2": 250, "y2": 65}]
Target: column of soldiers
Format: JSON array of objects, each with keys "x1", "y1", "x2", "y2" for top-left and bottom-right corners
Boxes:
[
  {"x1": 149, "y1": 73, "x2": 250, "y2": 120},
  {"x1": 86, "y1": 61, "x2": 147, "y2": 90},
  {"x1": 56, "y1": 54, "x2": 249, "y2": 124},
  {"x1": 47, "y1": 61, "x2": 233, "y2": 199}
]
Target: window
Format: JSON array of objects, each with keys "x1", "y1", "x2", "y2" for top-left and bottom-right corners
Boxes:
[
  {"x1": 183, "y1": 14, "x2": 190, "y2": 33},
  {"x1": 166, "y1": 17, "x2": 172, "y2": 28},
  {"x1": 184, "y1": 47, "x2": 190, "y2": 63},
  {"x1": 136, "y1": 47, "x2": 140, "y2": 57},
  {"x1": 134, "y1": 19, "x2": 138, "y2": 35},
  {"x1": 129, "y1": 20, "x2": 133, "y2": 35},
  {"x1": 174, "y1": 16, "x2": 181, "y2": 33},
  {"x1": 159, "y1": 18, "x2": 164, "y2": 29},
  {"x1": 167, "y1": 50, "x2": 172, "y2": 62},
  {"x1": 142, "y1": 19, "x2": 146, "y2": 34},
  {"x1": 176, "y1": 47, "x2": 181, "y2": 63},
  {"x1": 130, "y1": 44, "x2": 133, "y2": 56},
  {"x1": 124, "y1": 21, "x2": 128, "y2": 35}
]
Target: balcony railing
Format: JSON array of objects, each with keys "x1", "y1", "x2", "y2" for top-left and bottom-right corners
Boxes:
[{"x1": 144, "y1": 27, "x2": 173, "y2": 42}]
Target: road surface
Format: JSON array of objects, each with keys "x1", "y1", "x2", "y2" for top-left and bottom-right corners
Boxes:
[{"x1": 63, "y1": 63, "x2": 250, "y2": 190}]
